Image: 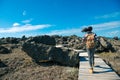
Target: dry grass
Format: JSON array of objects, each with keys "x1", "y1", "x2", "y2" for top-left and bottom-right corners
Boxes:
[
  {"x1": 0, "y1": 48, "x2": 79, "y2": 80},
  {"x1": 99, "y1": 52, "x2": 120, "y2": 76}
]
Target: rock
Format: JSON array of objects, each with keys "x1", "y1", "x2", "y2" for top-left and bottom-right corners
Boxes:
[
  {"x1": 0, "y1": 37, "x2": 20, "y2": 44},
  {"x1": 0, "y1": 61, "x2": 7, "y2": 68},
  {"x1": 99, "y1": 37, "x2": 110, "y2": 48},
  {"x1": 0, "y1": 68, "x2": 9, "y2": 77},
  {"x1": 21, "y1": 35, "x2": 27, "y2": 41},
  {"x1": 54, "y1": 35, "x2": 83, "y2": 49},
  {"x1": 108, "y1": 39, "x2": 120, "y2": 53},
  {"x1": 113, "y1": 36, "x2": 119, "y2": 40},
  {"x1": 0, "y1": 46, "x2": 11, "y2": 54},
  {"x1": 49, "y1": 47, "x2": 79, "y2": 66},
  {"x1": 25, "y1": 35, "x2": 56, "y2": 45},
  {"x1": 22, "y1": 42, "x2": 79, "y2": 67},
  {"x1": 96, "y1": 37, "x2": 115, "y2": 52}
]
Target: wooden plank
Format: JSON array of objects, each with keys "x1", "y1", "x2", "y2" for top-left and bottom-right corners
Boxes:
[{"x1": 78, "y1": 52, "x2": 120, "y2": 80}]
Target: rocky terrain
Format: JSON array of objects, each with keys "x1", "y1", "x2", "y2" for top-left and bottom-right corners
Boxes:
[{"x1": 0, "y1": 35, "x2": 120, "y2": 79}]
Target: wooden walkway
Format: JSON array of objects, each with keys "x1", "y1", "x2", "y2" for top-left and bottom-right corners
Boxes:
[{"x1": 78, "y1": 50, "x2": 120, "y2": 80}]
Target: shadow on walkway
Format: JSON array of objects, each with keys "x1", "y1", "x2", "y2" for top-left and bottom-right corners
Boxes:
[
  {"x1": 80, "y1": 57, "x2": 88, "y2": 62},
  {"x1": 94, "y1": 65, "x2": 113, "y2": 74}
]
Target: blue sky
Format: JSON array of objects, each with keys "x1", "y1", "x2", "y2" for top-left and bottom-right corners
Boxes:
[{"x1": 0, "y1": 0, "x2": 120, "y2": 38}]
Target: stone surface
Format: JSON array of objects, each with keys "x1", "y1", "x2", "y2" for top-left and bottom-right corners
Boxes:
[{"x1": 22, "y1": 42, "x2": 79, "y2": 66}]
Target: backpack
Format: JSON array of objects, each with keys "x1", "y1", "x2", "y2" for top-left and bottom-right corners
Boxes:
[{"x1": 86, "y1": 33, "x2": 95, "y2": 49}]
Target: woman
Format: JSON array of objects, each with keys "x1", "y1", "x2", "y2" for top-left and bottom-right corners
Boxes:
[{"x1": 82, "y1": 26, "x2": 97, "y2": 73}]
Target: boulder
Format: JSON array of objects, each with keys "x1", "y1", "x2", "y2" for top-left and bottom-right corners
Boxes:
[
  {"x1": 96, "y1": 37, "x2": 115, "y2": 52},
  {"x1": 113, "y1": 36, "x2": 119, "y2": 40},
  {"x1": 22, "y1": 42, "x2": 79, "y2": 67},
  {"x1": 0, "y1": 46, "x2": 11, "y2": 54},
  {"x1": 21, "y1": 35, "x2": 27, "y2": 41},
  {"x1": 108, "y1": 39, "x2": 120, "y2": 53},
  {"x1": 0, "y1": 37, "x2": 20, "y2": 44},
  {"x1": 54, "y1": 35, "x2": 83, "y2": 49},
  {"x1": 25, "y1": 35, "x2": 56, "y2": 45}
]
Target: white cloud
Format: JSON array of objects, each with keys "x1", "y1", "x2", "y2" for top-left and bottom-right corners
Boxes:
[
  {"x1": 0, "y1": 24, "x2": 52, "y2": 33},
  {"x1": 1, "y1": 20, "x2": 120, "y2": 37},
  {"x1": 13, "y1": 23, "x2": 20, "y2": 27},
  {"x1": 22, "y1": 19, "x2": 33, "y2": 24},
  {"x1": 92, "y1": 21, "x2": 120, "y2": 31},
  {"x1": 48, "y1": 28, "x2": 82, "y2": 35},
  {"x1": 95, "y1": 12, "x2": 120, "y2": 19},
  {"x1": 23, "y1": 10, "x2": 26, "y2": 16},
  {"x1": 107, "y1": 30, "x2": 120, "y2": 37},
  {"x1": 47, "y1": 21, "x2": 120, "y2": 37}
]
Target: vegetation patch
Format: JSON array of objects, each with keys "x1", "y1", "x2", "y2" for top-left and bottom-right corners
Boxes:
[{"x1": 99, "y1": 52, "x2": 120, "y2": 76}]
